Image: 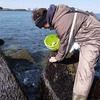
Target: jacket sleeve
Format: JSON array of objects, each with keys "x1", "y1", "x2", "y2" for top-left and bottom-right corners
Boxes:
[
  {"x1": 54, "y1": 12, "x2": 74, "y2": 61},
  {"x1": 55, "y1": 32, "x2": 69, "y2": 61}
]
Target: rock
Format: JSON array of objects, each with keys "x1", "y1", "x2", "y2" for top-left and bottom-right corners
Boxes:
[
  {"x1": 0, "y1": 7, "x2": 3, "y2": 9},
  {"x1": 0, "y1": 49, "x2": 27, "y2": 100},
  {"x1": 0, "y1": 39, "x2": 4, "y2": 45},
  {"x1": 39, "y1": 50, "x2": 100, "y2": 100},
  {"x1": 10, "y1": 49, "x2": 36, "y2": 64},
  {"x1": 4, "y1": 49, "x2": 50, "y2": 100}
]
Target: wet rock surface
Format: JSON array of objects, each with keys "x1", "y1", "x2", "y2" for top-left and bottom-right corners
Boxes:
[
  {"x1": 5, "y1": 50, "x2": 50, "y2": 100},
  {"x1": 0, "y1": 49, "x2": 27, "y2": 100},
  {"x1": 39, "y1": 50, "x2": 100, "y2": 100},
  {"x1": 1, "y1": 47, "x2": 100, "y2": 100}
]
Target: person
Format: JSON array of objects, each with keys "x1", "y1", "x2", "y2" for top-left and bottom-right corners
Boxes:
[{"x1": 32, "y1": 4, "x2": 100, "y2": 100}]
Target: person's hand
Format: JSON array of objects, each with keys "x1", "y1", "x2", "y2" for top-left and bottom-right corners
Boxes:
[{"x1": 49, "y1": 57, "x2": 57, "y2": 63}]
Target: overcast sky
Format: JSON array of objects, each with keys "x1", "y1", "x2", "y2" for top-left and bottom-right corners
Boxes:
[{"x1": 0, "y1": 0, "x2": 100, "y2": 13}]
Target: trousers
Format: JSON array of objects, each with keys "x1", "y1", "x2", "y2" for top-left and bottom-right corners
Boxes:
[{"x1": 73, "y1": 44, "x2": 100, "y2": 96}]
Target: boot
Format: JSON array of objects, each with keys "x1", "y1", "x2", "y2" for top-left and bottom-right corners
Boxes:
[{"x1": 72, "y1": 93, "x2": 87, "y2": 100}]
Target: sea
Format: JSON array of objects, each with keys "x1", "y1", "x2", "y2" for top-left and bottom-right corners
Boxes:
[
  {"x1": 0, "y1": 10, "x2": 53, "y2": 100},
  {"x1": 0, "y1": 11, "x2": 56, "y2": 54},
  {"x1": 0, "y1": 11, "x2": 100, "y2": 100}
]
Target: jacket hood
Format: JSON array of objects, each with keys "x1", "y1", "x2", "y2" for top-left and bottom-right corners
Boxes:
[
  {"x1": 46, "y1": 4, "x2": 56, "y2": 27},
  {"x1": 52, "y1": 4, "x2": 70, "y2": 26}
]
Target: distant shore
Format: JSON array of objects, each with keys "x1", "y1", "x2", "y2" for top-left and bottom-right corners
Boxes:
[{"x1": 0, "y1": 8, "x2": 32, "y2": 11}]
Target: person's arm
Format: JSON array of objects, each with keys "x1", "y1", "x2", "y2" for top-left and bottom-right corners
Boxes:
[
  {"x1": 49, "y1": 32, "x2": 69, "y2": 63},
  {"x1": 55, "y1": 32, "x2": 69, "y2": 61},
  {"x1": 49, "y1": 11, "x2": 74, "y2": 63}
]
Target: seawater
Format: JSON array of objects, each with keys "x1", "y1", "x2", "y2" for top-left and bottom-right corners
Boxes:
[{"x1": 0, "y1": 11, "x2": 55, "y2": 55}]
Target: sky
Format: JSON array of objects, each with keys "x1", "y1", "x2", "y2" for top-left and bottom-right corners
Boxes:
[{"x1": 0, "y1": 0, "x2": 100, "y2": 13}]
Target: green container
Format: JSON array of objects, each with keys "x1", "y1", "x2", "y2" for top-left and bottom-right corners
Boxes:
[{"x1": 44, "y1": 34, "x2": 59, "y2": 51}]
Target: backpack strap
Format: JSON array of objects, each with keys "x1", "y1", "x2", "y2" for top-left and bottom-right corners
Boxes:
[
  {"x1": 69, "y1": 7, "x2": 89, "y2": 16},
  {"x1": 60, "y1": 9, "x2": 78, "y2": 61}
]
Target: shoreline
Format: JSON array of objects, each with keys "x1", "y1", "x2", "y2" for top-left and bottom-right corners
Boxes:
[{"x1": 0, "y1": 9, "x2": 32, "y2": 11}]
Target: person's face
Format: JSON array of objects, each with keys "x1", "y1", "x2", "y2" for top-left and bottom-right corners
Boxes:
[{"x1": 43, "y1": 23, "x2": 50, "y2": 29}]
